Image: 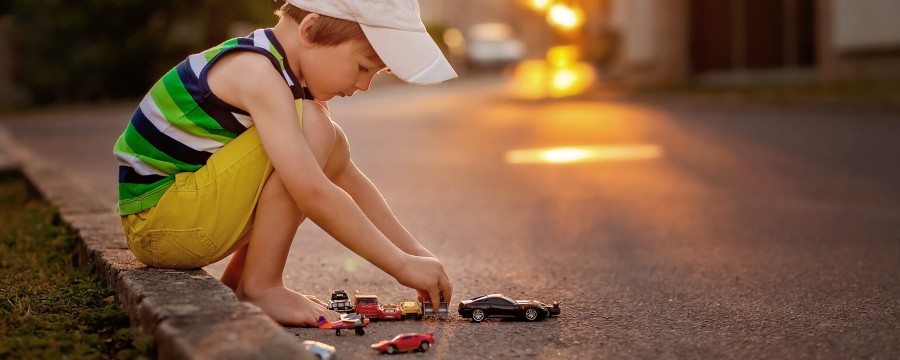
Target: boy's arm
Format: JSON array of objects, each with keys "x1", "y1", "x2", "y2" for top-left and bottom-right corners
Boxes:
[
  {"x1": 328, "y1": 126, "x2": 452, "y2": 304},
  {"x1": 328, "y1": 127, "x2": 435, "y2": 259},
  {"x1": 214, "y1": 55, "x2": 403, "y2": 275},
  {"x1": 209, "y1": 52, "x2": 451, "y2": 307}
]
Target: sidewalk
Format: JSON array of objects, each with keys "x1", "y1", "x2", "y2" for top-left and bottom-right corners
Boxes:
[{"x1": 0, "y1": 123, "x2": 314, "y2": 359}]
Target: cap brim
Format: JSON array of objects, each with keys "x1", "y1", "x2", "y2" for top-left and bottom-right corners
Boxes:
[{"x1": 361, "y1": 25, "x2": 458, "y2": 85}]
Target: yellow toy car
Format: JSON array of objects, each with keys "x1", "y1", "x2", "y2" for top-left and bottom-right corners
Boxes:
[{"x1": 399, "y1": 300, "x2": 424, "y2": 320}]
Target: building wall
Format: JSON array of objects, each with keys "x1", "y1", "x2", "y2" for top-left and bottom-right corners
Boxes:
[
  {"x1": 817, "y1": 0, "x2": 900, "y2": 82},
  {"x1": 609, "y1": 0, "x2": 689, "y2": 86},
  {"x1": 608, "y1": 0, "x2": 900, "y2": 86}
]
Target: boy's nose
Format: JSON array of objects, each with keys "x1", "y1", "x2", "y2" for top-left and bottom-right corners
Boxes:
[{"x1": 356, "y1": 75, "x2": 375, "y2": 92}]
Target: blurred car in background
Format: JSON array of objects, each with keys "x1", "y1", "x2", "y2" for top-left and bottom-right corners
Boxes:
[{"x1": 464, "y1": 23, "x2": 525, "y2": 70}]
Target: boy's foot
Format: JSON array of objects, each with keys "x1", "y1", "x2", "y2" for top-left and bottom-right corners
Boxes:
[{"x1": 237, "y1": 285, "x2": 340, "y2": 327}]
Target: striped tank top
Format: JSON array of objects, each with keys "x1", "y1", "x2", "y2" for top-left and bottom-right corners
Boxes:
[{"x1": 113, "y1": 28, "x2": 313, "y2": 215}]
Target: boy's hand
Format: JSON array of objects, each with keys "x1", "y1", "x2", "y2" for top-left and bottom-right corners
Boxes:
[{"x1": 396, "y1": 255, "x2": 452, "y2": 312}]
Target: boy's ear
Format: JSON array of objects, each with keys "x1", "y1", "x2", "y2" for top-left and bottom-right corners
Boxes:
[{"x1": 297, "y1": 13, "x2": 320, "y2": 48}]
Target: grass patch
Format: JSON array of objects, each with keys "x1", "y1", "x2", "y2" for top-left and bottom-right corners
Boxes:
[{"x1": 0, "y1": 173, "x2": 154, "y2": 359}]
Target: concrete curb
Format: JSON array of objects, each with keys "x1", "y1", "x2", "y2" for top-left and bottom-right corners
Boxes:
[{"x1": 0, "y1": 123, "x2": 310, "y2": 359}]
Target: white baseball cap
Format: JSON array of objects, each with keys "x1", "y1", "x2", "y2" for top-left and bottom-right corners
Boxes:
[{"x1": 286, "y1": 0, "x2": 458, "y2": 85}]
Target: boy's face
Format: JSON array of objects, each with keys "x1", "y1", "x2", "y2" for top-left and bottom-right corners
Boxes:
[{"x1": 299, "y1": 38, "x2": 388, "y2": 101}]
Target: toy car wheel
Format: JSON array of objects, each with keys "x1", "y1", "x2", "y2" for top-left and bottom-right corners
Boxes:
[
  {"x1": 525, "y1": 308, "x2": 539, "y2": 321},
  {"x1": 335, "y1": 329, "x2": 342, "y2": 336},
  {"x1": 355, "y1": 327, "x2": 365, "y2": 336},
  {"x1": 472, "y1": 309, "x2": 486, "y2": 322},
  {"x1": 386, "y1": 345, "x2": 397, "y2": 354},
  {"x1": 419, "y1": 341, "x2": 430, "y2": 352}
]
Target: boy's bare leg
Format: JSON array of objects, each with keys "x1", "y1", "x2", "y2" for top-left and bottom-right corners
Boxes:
[
  {"x1": 220, "y1": 242, "x2": 248, "y2": 291},
  {"x1": 236, "y1": 170, "x2": 339, "y2": 326},
  {"x1": 222, "y1": 231, "x2": 328, "y2": 306}
]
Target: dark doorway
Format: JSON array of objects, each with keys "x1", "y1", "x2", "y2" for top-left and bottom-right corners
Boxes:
[{"x1": 690, "y1": 0, "x2": 816, "y2": 74}]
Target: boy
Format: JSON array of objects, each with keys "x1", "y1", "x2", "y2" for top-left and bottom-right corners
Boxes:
[{"x1": 113, "y1": 0, "x2": 454, "y2": 327}]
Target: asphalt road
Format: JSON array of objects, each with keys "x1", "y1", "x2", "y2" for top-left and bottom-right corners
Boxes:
[{"x1": 3, "y1": 77, "x2": 899, "y2": 359}]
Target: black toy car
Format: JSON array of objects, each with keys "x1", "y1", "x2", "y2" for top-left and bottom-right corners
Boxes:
[
  {"x1": 458, "y1": 294, "x2": 560, "y2": 322},
  {"x1": 328, "y1": 290, "x2": 355, "y2": 313}
]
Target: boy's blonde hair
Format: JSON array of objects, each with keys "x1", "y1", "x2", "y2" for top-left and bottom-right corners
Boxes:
[{"x1": 276, "y1": 3, "x2": 367, "y2": 46}]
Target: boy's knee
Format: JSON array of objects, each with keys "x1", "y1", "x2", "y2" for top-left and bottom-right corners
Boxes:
[
  {"x1": 301, "y1": 101, "x2": 336, "y2": 168},
  {"x1": 260, "y1": 171, "x2": 287, "y2": 198},
  {"x1": 324, "y1": 123, "x2": 351, "y2": 179}
]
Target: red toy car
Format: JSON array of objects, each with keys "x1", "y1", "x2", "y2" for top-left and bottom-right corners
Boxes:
[
  {"x1": 371, "y1": 333, "x2": 435, "y2": 354},
  {"x1": 379, "y1": 304, "x2": 403, "y2": 320},
  {"x1": 354, "y1": 294, "x2": 403, "y2": 320},
  {"x1": 317, "y1": 313, "x2": 370, "y2": 336},
  {"x1": 354, "y1": 295, "x2": 381, "y2": 319}
]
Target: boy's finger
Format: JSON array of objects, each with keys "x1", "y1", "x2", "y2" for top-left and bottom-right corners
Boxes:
[
  {"x1": 428, "y1": 287, "x2": 442, "y2": 313},
  {"x1": 440, "y1": 275, "x2": 453, "y2": 303}
]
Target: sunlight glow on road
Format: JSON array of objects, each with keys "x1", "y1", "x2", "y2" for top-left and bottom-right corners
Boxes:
[{"x1": 505, "y1": 145, "x2": 664, "y2": 164}]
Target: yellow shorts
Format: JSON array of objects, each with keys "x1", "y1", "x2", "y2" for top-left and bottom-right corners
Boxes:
[{"x1": 120, "y1": 125, "x2": 273, "y2": 269}]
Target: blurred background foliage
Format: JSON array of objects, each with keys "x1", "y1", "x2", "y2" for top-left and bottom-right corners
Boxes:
[{"x1": 3, "y1": 0, "x2": 281, "y2": 104}]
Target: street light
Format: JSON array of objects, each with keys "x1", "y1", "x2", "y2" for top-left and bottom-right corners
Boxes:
[
  {"x1": 512, "y1": 0, "x2": 594, "y2": 99},
  {"x1": 525, "y1": 0, "x2": 553, "y2": 12},
  {"x1": 547, "y1": 4, "x2": 584, "y2": 31},
  {"x1": 547, "y1": 45, "x2": 580, "y2": 67}
]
